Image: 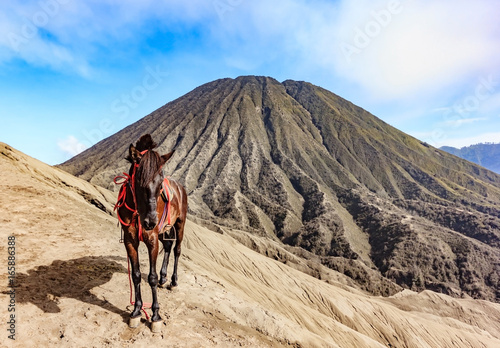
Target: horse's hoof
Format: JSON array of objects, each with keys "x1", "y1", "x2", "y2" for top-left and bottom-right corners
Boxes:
[
  {"x1": 167, "y1": 283, "x2": 178, "y2": 291},
  {"x1": 159, "y1": 281, "x2": 167, "y2": 288},
  {"x1": 151, "y1": 320, "x2": 163, "y2": 333},
  {"x1": 129, "y1": 316, "x2": 141, "y2": 328}
]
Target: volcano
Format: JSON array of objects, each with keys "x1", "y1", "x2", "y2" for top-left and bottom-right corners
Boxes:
[{"x1": 59, "y1": 76, "x2": 500, "y2": 302}]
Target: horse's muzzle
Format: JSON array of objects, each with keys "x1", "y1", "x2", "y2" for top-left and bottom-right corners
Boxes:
[{"x1": 142, "y1": 216, "x2": 158, "y2": 231}]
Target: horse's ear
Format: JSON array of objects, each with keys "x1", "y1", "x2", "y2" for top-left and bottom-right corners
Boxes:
[
  {"x1": 127, "y1": 144, "x2": 141, "y2": 163},
  {"x1": 161, "y1": 150, "x2": 175, "y2": 165}
]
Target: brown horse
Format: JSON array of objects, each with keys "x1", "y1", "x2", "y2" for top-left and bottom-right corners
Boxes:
[{"x1": 115, "y1": 134, "x2": 187, "y2": 332}]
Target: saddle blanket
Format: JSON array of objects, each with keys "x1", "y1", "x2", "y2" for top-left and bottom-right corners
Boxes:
[{"x1": 161, "y1": 177, "x2": 174, "y2": 203}]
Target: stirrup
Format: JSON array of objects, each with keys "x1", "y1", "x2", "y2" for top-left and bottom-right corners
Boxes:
[{"x1": 160, "y1": 225, "x2": 176, "y2": 241}]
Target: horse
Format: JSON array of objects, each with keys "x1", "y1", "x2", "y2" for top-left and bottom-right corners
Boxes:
[{"x1": 114, "y1": 134, "x2": 187, "y2": 332}]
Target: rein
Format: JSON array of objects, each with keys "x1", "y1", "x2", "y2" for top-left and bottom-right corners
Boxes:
[
  {"x1": 113, "y1": 149, "x2": 157, "y2": 321},
  {"x1": 114, "y1": 160, "x2": 152, "y2": 320},
  {"x1": 114, "y1": 148, "x2": 175, "y2": 239},
  {"x1": 114, "y1": 161, "x2": 144, "y2": 242}
]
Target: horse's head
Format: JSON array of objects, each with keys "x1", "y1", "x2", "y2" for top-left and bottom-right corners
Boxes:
[{"x1": 128, "y1": 134, "x2": 174, "y2": 231}]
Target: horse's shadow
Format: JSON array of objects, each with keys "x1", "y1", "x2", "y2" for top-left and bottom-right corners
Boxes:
[{"x1": 10, "y1": 256, "x2": 130, "y2": 322}]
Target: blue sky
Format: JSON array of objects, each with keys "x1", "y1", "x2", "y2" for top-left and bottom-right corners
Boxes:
[{"x1": 1, "y1": 0, "x2": 500, "y2": 165}]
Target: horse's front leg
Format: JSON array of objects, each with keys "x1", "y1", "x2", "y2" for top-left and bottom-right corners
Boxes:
[
  {"x1": 145, "y1": 232, "x2": 162, "y2": 331},
  {"x1": 125, "y1": 239, "x2": 143, "y2": 326}
]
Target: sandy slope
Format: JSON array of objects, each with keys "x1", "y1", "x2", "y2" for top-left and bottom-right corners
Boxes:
[{"x1": 1, "y1": 142, "x2": 500, "y2": 348}]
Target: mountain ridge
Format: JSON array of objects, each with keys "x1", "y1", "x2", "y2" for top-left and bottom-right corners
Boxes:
[
  {"x1": 59, "y1": 76, "x2": 500, "y2": 302},
  {"x1": 441, "y1": 143, "x2": 500, "y2": 174}
]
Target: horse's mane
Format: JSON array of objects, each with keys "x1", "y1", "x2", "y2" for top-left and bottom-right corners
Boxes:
[{"x1": 133, "y1": 134, "x2": 163, "y2": 187}]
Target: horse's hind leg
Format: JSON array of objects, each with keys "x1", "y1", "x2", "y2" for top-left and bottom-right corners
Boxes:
[
  {"x1": 159, "y1": 238, "x2": 174, "y2": 287},
  {"x1": 170, "y1": 219, "x2": 185, "y2": 288}
]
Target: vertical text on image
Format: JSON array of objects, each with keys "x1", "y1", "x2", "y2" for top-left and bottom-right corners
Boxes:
[{"x1": 7, "y1": 235, "x2": 16, "y2": 340}]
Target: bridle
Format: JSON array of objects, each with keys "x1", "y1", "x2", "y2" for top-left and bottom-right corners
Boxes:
[
  {"x1": 114, "y1": 151, "x2": 174, "y2": 245},
  {"x1": 114, "y1": 149, "x2": 160, "y2": 243}
]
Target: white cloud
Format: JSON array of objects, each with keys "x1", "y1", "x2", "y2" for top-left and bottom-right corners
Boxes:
[
  {"x1": 0, "y1": 1, "x2": 95, "y2": 76},
  {"x1": 328, "y1": 0, "x2": 500, "y2": 101},
  {"x1": 437, "y1": 132, "x2": 500, "y2": 149},
  {"x1": 443, "y1": 117, "x2": 488, "y2": 127},
  {"x1": 2, "y1": 0, "x2": 500, "y2": 103},
  {"x1": 58, "y1": 135, "x2": 86, "y2": 157},
  {"x1": 431, "y1": 107, "x2": 451, "y2": 113},
  {"x1": 206, "y1": 0, "x2": 500, "y2": 103},
  {"x1": 0, "y1": 0, "x2": 212, "y2": 76}
]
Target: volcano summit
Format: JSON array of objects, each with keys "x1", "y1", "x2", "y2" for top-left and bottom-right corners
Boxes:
[{"x1": 60, "y1": 76, "x2": 500, "y2": 302}]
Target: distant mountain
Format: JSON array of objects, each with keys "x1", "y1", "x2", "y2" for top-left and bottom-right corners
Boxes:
[
  {"x1": 441, "y1": 143, "x2": 500, "y2": 174},
  {"x1": 59, "y1": 76, "x2": 500, "y2": 302}
]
